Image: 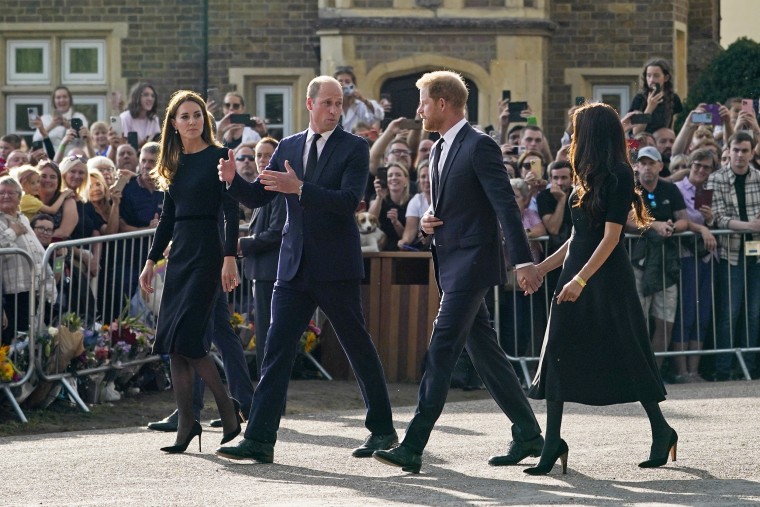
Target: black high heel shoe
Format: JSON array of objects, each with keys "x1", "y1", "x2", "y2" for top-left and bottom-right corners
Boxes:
[
  {"x1": 161, "y1": 421, "x2": 202, "y2": 454},
  {"x1": 523, "y1": 439, "x2": 569, "y2": 476},
  {"x1": 639, "y1": 428, "x2": 678, "y2": 468},
  {"x1": 220, "y1": 398, "x2": 242, "y2": 445}
]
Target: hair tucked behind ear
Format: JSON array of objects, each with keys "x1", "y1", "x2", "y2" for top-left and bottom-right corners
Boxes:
[{"x1": 569, "y1": 103, "x2": 652, "y2": 229}]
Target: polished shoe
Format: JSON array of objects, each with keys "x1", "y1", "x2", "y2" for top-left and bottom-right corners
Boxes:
[
  {"x1": 523, "y1": 439, "x2": 569, "y2": 475},
  {"x1": 373, "y1": 445, "x2": 422, "y2": 474},
  {"x1": 160, "y1": 421, "x2": 202, "y2": 454},
  {"x1": 216, "y1": 437, "x2": 274, "y2": 463},
  {"x1": 220, "y1": 398, "x2": 243, "y2": 445},
  {"x1": 639, "y1": 428, "x2": 678, "y2": 468},
  {"x1": 210, "y1": 398, "x2": 247, "y2": 428},
  {"x1": 352, "y1": 431, "x2": 399, "y2": 458},
  {"x1": 147, "y1": 409, "x2": 179, "y2": 432},
  {"x1": 488, "y1": 435, "x2": 544, "y2": 466}
]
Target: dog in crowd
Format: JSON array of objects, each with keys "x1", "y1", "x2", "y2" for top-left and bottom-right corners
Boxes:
[{"x1": 356, "y1": 211, "x2": 386, "y2": 252}]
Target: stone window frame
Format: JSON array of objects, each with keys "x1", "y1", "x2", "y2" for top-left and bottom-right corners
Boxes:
[
  {"x1": 564, "y1": 67, "x2": 641, "y2": 113},
  {"x1": 61, "y1": 39, "x2": 106, "y2": 85},
  {"x1": 6, "y1": 40, "x2": 51, "y2": 85}
]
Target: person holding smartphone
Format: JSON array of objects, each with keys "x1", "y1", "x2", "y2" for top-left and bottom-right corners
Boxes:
[
  {"x1": 333, "y1": 67, "x2": 384, "y2": 134},
  {"x1": 32, "y1": 86, "x2": 89, "y2": 157},
  {"x1": 672, "y1": 148, "x2": 717, "y2": 383},
  {"x1": 215, "y1": 92, "x2": 265, "y2": 149},
  {"x1": 629, "y1": 58, "x2": 683, "y2": 134}
]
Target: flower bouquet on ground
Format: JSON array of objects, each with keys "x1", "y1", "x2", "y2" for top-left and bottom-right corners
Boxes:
[
  {"x1": 108, "y1": 305, "x2": 156, "y2": 389},
  {"x1": 0, "y1": 345, "x2": 22, "y2": 384},
  {"x1": 292, "y1": 321, "x2": 324, "y2": 380}
]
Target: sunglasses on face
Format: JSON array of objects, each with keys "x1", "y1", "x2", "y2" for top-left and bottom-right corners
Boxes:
[
  {"x1": 224, "y1": 103, "x2": 242, "y2": 110},
  {"x1": 235, "y1": 155, "x2": 254, "y2": 161}
]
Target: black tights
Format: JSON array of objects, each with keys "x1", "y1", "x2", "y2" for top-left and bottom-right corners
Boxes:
[
  {"x1": 170, "y1": 353, "x2": 237, "y2": 443},
  {"x1": 539, "y1": 400, "x2": 670, "y2": 462}
]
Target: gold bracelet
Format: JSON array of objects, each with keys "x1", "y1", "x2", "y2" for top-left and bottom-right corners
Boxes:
[{"x1": 573, "y1": 274, "x2": 586, "y2": 288}]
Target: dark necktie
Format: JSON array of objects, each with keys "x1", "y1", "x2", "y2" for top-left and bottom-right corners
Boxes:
[
  {"x1": 305, "y1": 133, "x2": 321, "y2": 182},
  {"x1": 431, "y1": 139, "x2": 444, "y2": 203}
]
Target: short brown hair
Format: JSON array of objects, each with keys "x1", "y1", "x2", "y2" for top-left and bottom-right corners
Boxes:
[{"x1": 415, "y1": 71, "x2": 468, "y2": 110}]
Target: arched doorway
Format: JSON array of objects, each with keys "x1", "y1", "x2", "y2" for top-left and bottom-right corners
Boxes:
[{"x1": 380, "y1": 71, "x2": 479, "y2": 128}]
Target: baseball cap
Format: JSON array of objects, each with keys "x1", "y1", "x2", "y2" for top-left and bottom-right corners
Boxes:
[{"x1": 636, "y1": 146, "x2": 662, "y2": 162}]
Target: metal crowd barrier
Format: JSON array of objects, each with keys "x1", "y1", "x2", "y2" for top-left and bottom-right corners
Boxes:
[
  {"x1": 0, "y1": 248, "x2": 37, "y2": 423},
  {"x1": 498, "y1": 230, "x2": 760, "y2": 385}
]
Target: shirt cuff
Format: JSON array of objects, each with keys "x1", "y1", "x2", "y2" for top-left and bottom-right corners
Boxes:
[{"x1": 515, "y1": 262, "x2": 534, "y2": 269}]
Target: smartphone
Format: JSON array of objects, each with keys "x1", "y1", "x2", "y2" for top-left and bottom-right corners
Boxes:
[
  {"x1": 526, "y1": 116, "x2": 538, "y2": 126},
  {"x1": 229, "y1": 113, "x2": 252, "y2": 127},
  {"x1": 508, "y1": 101, "x2": 528, "y2": 122},
  {"x1": 375, "y1": 166, "x2": 388, "y2": 189},
  {"x1": 502, "y1": 90, "x2": 511, "y2": 102},
  {"x1": 31, "y1": 140, "x2": 44, "y2": 151},
  {"x1": 692, "y1": 112, "x2": 713, "y2": 124},
  {"x1": 530, "y1": 159, "x2": 543, "y2": 179},
  {"x1": 400, "y1": 244, "x2": 420, "y2": 252},
  {"x1": 206, "y1": 88, "x2": 220, "y2": 105},
  {"x1": 127, "y1": 131, "x2": 139, "y2": 151},
  {"x1": 110, "y1": 116, "x2": 123, "y2": 137},
  {"x1": 704, "y1": 104, "x2": 722, "y2": 126},
  {"x1": 27, "y1": 107, "x2": 39, "y2": 128},
  {"x1": 694, "y1": 188, "x2": 714, "y2": 209},
  {"x1": 110, "y1": 173, "x2": 131, "y2": 192},
  {"x1": 630, "y1": 113, "x2": 652, "y2": 125},
  {"x1": 653, "y1": 83, "x2": 661, "y2": 94},
  {"x1": 575, "y1": 96, "x2": 585, "y2": 107},
  {"x1": 741, "y1": 99, "x2": 755, "y2": 114},
  {"x1": 70, "y1": 118, "x2": 83, "y2": 137},
  {"x1": 397, "y1": 118, "x2": 422, "y2": 130}
]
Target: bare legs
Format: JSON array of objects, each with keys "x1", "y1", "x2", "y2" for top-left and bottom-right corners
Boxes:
[{"x1": 170, "y1": 352, "x2": 238, "y2": 444}]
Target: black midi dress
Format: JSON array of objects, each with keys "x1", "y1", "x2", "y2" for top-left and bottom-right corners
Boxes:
[
  {"x1": 148, "y1": 146, "x2": 238, "y2": 358},
  {"x1": 528, "y1": 163, "x2": 666, "y2": 406}
]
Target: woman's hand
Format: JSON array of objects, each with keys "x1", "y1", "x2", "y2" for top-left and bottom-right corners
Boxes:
[
  {"x1": 139, "y1": 261, "x2": 155, "y2": 294},
  {"x1": 556, "y1": 277, "x2": 583, "y2": 304},
  {"x1": 221, "y1": 256, "x2": 239, "y2": 293},
  {"x1": 373, "y1": 178, "x2": 389, "y2": 201},
  {"x1": 62, "y1": 128, "x2": 76, "y2": 144},
  {"x1": 387, "y1": 208, "x2": 400, "y2": 226},
  {"x1": 9, "y1": 221, "x2": 27, "y2": 236},
  {"x1": 699, "y1": 205, "x2": 714, "y2": 225},
  {"x1": 110, "y1": 189, "x2": 122, "y2": 205},
  {"x1": 701, "y1": 229, "x2": 717, "y2": 252},
  {"x1": 645, "y1": 90, "x2": 664, "y2": 114}
]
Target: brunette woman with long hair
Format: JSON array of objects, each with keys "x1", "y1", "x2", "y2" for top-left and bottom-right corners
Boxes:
[
  {"x1": 525, "y1": 103, "x2": 676, "y2": 475},
  {"x1": 630, "y1": 57, "x2": 683, "y2": 135},
  {"x1": 138, "y1": 90, "x2": 241, "y2": 454}
]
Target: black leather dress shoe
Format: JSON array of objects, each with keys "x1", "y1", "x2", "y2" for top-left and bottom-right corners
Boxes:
[
  {"x1": 352, "y1": 431, "x2": 399, "y2": 458},
  {"x1": 488, "y1": 435, "x2": 544, "y2": 466},
  {"x1": 373, "y1": 445, "x2": 422, "y2": 473},
  {"x1": 147, "y1": 409, "x2": 178, "y2": 432},
  {"x1": 216, "y1": 437, "x2": 274, "y2": 463}
]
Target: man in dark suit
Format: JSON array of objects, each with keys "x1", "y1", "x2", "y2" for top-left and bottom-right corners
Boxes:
[
  {"x1": 373, "y1": 71, "x2": 544, "y2": 473},
  {"x1": 238, "y1": 138, "x2": 286, "y2": 378},
  {"x1": 215, "y1": 76, "x2": 396, "y2": 463}
]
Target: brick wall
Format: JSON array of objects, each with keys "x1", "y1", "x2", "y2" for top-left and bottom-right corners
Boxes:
[{"x1": 687, "y1": 0, "x2": 723, "y2": 92}]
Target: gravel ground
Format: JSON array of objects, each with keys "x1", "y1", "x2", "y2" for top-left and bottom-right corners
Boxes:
[{"x1": 3, "y1": 380, "x2": 759, "y2": 506}]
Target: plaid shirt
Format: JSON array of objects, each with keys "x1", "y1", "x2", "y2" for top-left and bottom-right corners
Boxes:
[
  {"x1": 0, "y1": 211, "x2": 56, "y2": 302},
  {"x1": 706, "y1": 166, "x2": 760, "y2": 265}
]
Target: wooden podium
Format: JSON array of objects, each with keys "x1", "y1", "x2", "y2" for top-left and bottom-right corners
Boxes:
[{"x1": 318, "y1": 252, "x2": 439, "y2": 382}]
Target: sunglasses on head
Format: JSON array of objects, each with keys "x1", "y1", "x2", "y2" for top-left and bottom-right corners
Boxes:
[
  {"x1": 67, "y1": 154, "x2": 88, "y2": 163},
  {"x1": 235, "y1": 155, "x2": 254, "y2": 161}
]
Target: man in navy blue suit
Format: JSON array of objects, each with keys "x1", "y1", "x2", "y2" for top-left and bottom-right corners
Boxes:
[
  {"x1": 373, "y1": 71, "x2": 544, "y2": 473},
  {"x1": 215, "y1": 76, "x2": 396, "y2": 463}
]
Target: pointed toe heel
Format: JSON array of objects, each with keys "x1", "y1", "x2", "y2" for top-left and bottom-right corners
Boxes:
[
  {"x1": 523, "y1": 439, "x2": 569, "y2": 476},
  {"x1": 639, "y1": 428, "x2": 678, "y2": 468},
  {"x1": 220, "y1": 398, "x2": 243, "y2": 445},
  {"x1": 161, "y1": 421, "x2": 203, "y2": 454}
]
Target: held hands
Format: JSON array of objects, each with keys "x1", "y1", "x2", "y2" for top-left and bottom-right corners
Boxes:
[
  {"x1": 516, "y1": 264, "x2": 542, "y2": 295},
  {"x1": 221, "y1": 257, "x2": 239, "y2": 293}
]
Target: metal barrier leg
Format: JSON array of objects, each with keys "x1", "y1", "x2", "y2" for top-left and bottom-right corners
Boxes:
[
  {"x1": 211, "y1": 352, "x2": 224, "y2": 370},
  {"x1": 60, "y1": 378, "x2": 90, "y2": 412},
  {"x1": 518, "y1": 358, "x2": 532, "y2": 387},
  {"x1": 734, "y1": 350, "x2": 751, "y2": 381},
  {"x1": 301, "y1": 352, "x2": 332, "y2": 380},
  {"x1": 2, "y1": 386, "x2": 28, "y2": 423}
]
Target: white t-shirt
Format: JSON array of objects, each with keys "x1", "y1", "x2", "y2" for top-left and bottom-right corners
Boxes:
[
  {"x1": 405, "y1": 192, "x2": 430, "y2": 219},
  {"x1": 32, "y1": 109, "x2": 89, "y2": 154},
  {"x1": 120, "y1": 111, "x2": 161, "y2": 145}
]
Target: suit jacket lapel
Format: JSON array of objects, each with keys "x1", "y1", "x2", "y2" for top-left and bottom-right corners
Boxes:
[
  {"x1": 293, "y1": 131, "x2": 308, "y2": 180},
  {"x1": 310, "y1": 127, "x2": 343, "y2": 183},
  {"x1": 435, "y1": 124, "x2": 469, "y2": 208},
  {"x1": 249, "y1": 207, "x2": 262, "y2": 232}
]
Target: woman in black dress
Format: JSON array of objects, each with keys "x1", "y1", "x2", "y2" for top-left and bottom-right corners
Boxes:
[
  {"x1": 139, "y1": 91, "x2": 241, "y2": 453},
  {"x1": 525, "y1": 103, "x2": 677, "y2": 475}
]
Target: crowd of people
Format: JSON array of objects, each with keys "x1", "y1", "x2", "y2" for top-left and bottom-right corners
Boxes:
[{"x1": 1, "y1": 58, "x2": 759, "y2": 386}]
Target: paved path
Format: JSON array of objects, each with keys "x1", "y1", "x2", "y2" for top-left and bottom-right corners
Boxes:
[{"x1": 5, "y1": 381, "x2": 759, "y2": 506}]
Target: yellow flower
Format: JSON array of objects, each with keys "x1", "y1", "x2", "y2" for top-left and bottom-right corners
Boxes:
[
  {"x1": 0, "y1": 362, "x2": 13, "y2": 382},
  {"x1": 246, "y1": 336, "x2": 256, "y2": 351},
  {"x1": 0, "y1": 345, "x2": 8, "y2": 363}
]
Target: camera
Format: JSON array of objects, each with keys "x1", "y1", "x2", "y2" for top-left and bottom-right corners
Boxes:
[{"x1": 342, "y1": 84, "x2": 354, "y2": 96}]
